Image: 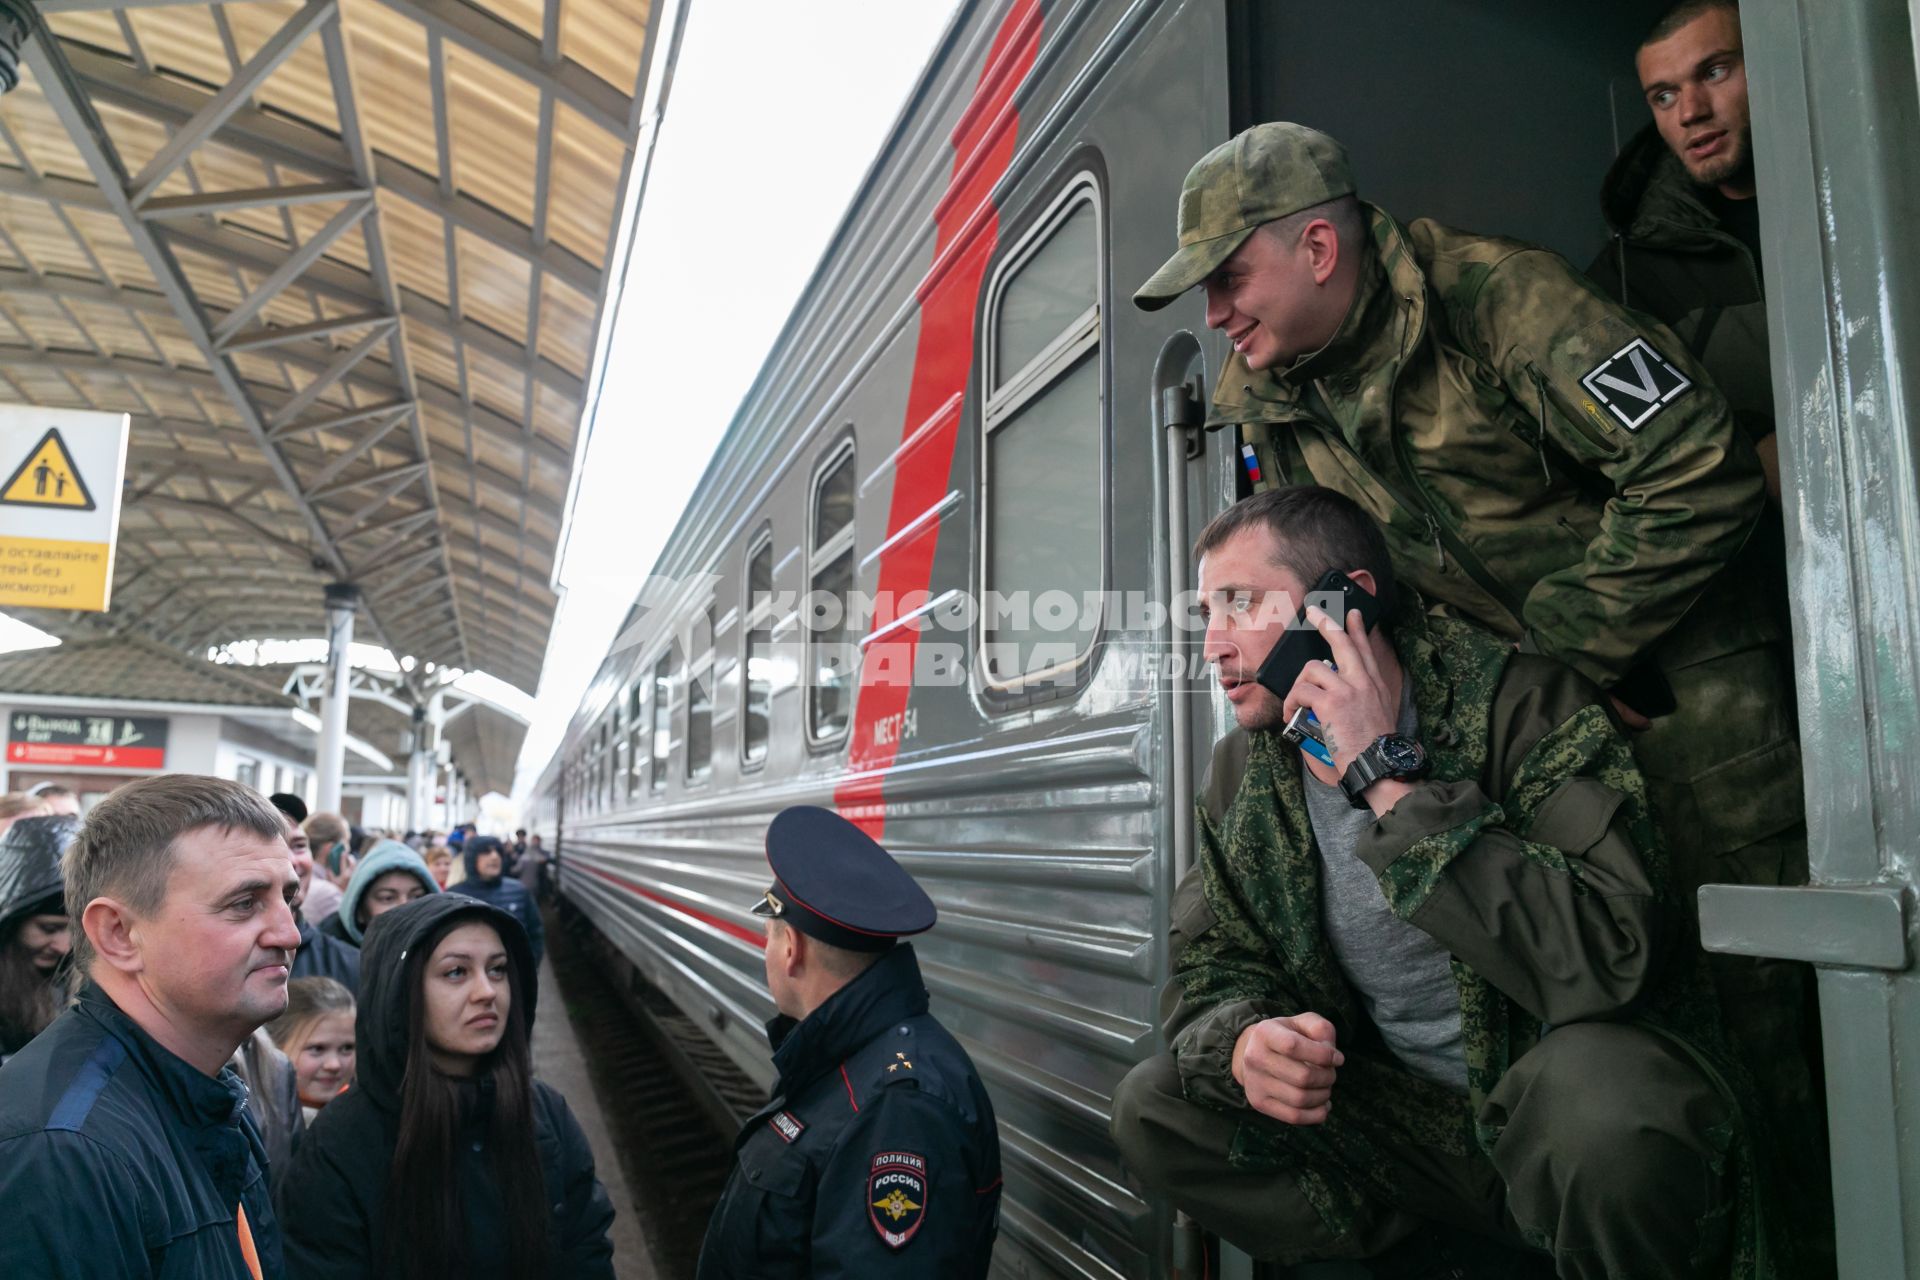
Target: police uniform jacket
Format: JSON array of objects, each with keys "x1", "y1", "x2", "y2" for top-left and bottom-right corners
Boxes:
[
  {"x1": 0, "y1": 983, "x2": 285, "y2": 1279},
  {"x1": 697, "y1": 943, "x2": 1001, "y2": 1279}
]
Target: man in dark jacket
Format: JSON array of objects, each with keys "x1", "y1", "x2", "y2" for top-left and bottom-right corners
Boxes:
[
  {"x1": 452, "y1": 835, "x2": 543, "y2": 966},
  {"x1": 698, "y1": 807, "x2": 1003, "y2": 1279},
  {"x1": 1110, "y1": 489, "x2": 1780, "y2": 1278},
  {"x1": 1588, "y1": 0, "x2": 1828, "y2": 1246},
  {"x1": 280, "y1": 810, "x2": 359, "y2": 994},
  {"x1": 0, "y1": 774, "x2": 300, "y2": 1278}
]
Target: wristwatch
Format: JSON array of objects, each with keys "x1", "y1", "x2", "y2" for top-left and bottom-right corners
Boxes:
[{"x1": 1340, "y1": 734, "x2": 1428, "y2": 809}]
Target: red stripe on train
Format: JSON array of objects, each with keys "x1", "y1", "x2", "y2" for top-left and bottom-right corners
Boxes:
[
  {"x1": 835, "y1": 0, "x2": 1044, "y2": 838},
  {"x1": 572, "y1": 861, "x2": 767, "y2": 950}
]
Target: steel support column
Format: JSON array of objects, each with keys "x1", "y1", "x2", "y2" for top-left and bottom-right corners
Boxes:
[{"x1": 315, "y1": 583, "x2": 359, "y2": 812}]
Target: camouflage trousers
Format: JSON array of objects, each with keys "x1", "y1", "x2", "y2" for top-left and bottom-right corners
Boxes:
[
  {"x1": 1634, "y1": 607, "x2": 1831, "y2": 1265},
  {"x1": 1111, "y1": 1024, "x2": 1734, "y2": 1277}
]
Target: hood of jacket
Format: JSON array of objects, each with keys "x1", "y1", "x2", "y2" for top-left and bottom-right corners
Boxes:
[
  {"x1": 350, "y1": 893, "x2": 536, "y2": 1115},
  {"x1": 462, "y1": 835, "x2": 506, "y2": 886},
  {"x1": 338, "y1": 840, "x2": 440, "y2": 944},
  {"x1": 0, "y1": 813, "x2": 80, "y2": 936},
  {"x1": 1600, "y1": 123, "x2": 1724, "y2": 251}
]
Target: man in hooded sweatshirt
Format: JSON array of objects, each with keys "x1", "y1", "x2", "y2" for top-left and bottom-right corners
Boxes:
[{"x1": 451, "y1": 836, "x2": 543, "y2": 967}]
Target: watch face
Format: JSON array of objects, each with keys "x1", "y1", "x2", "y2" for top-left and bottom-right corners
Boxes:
[{"x1": 1380, "y1": 736, "x2": 1425, "y2": 773}]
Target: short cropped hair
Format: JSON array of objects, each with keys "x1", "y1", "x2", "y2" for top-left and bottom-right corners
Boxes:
[
  {"x1": 1262, "y1": 193, "x2": 1368, "y2": 258},
  {"x1": 303, "y1": 811, "x2": 350, "y2": 849},
  {"x1": 1194, "y1": 485, "x2": 1399, "y2": 618},
  {"x1": 63, "y1": 775, "x2": 288, "y2": 972},
  {"x1": 1642, "y1": 0, "x2": 1738, "y2": 48}
]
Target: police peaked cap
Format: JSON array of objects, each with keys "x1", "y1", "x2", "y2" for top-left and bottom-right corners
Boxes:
[{"x1": 751, "y1": 806, "x2": 935, "y2": 952}]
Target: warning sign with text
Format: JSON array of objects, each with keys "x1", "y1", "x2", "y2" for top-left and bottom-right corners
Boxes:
[
  {"x1": 0, "y1": 407, "x2": 128, "y2": 612},
  {"x1": 7, "y1": 711, "x2": 168, "y2": 769}
]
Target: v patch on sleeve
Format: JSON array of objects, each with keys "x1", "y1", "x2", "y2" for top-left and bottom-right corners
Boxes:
[
  {"x1": 1580, "y1": 337, "x2": 1693, "y2": 431},
  {"x1": 868, "y1": 1151, "x2": 928, "y2": 1249}
]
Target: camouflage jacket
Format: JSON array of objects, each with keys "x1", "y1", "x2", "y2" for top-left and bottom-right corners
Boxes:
[
  {"x1": 1165, "y1": 610, "x2": 1777, "y2": 1274},
  {"x1": 1217, "y1": 206, "x2": 1766, "y2": 692}
]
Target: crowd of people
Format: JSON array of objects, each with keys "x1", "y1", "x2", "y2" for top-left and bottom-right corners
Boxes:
[{"x1": 0, "y1": 778, "x2": 603, "y2": 1278}]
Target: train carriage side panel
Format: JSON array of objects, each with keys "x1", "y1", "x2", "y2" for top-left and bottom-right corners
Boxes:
[{"x1": 550, "y1": 2, "x2": 1231, "y2": 1276}]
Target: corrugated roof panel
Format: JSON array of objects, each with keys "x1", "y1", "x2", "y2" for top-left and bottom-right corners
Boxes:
[
  {"x1": 535, "y1": 271, "x2": 593, "y2": 378},
  {"x1": 445, "y1": 48, "x2": 540, "y2": 228},
  {"x1": 546, "y1": 101, "x2": 621, "y2": 265},
  {"x1": 453, "y1": 228, "x2": 531, "y2": 346},
  {"x1": 340, "y1": 0, "x2": 439, "y2": 181},
  {"x1": 0, "y1": 197, "x2": 100, "y2": 278},
  {"x1": 560, "y1": 0, "x2": 652, "y2": 100}
]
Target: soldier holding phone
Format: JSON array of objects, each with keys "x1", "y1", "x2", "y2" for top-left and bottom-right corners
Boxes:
[{"x1": 1109, "y1": 487, "x2": 1786, "y2": 1277}]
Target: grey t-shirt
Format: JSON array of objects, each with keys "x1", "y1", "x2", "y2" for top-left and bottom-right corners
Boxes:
[{"x1": 1300, "y1": 684, "x2": 1468, "y2": 1092}]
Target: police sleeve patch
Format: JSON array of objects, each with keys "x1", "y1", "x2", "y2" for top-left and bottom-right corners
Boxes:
[
  {"x1": 1579, "y1": 337, "x2": 1692, "y2": 431},
  {"x1": 868, "y1": 1151, "x2": 927, "y2": 1249},
  {"x1": 768, "y1": 1111, "x2": 805, "y2": 1144}
]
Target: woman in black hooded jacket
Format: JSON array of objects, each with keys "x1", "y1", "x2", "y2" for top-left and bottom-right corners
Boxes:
[
  {"x1": 280, "y1": 894, "x2": 615, "y2": 1279},
  {"x1": 0, "y1": 813, "x2": 78, "y2": 1063}
]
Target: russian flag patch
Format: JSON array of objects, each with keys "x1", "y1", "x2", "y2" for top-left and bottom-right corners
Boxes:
[{"x1": 1241, "y1": 443, "x2": 1263, "y2": 485}]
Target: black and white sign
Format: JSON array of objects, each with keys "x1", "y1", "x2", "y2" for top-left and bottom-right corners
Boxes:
[{"x1": 1580, "y1": 337, "x2": 1692, "y2": 431}]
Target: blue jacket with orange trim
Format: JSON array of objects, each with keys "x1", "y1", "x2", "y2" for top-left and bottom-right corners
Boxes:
[
  {"x1": 696, "y1": 943, "x2": 1002, "y2": 1280},
  {"x1": 0, "y1": 983, "x2": 284, "y2": 1279}
]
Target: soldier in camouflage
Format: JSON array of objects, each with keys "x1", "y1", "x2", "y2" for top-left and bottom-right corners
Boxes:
[
  {"x1": 1133, "y1": 121, "x2": 1811, "y2": 1197},
  {"x1": 1110, "y1": 488, "x2": 1784, "y2": 1277}
]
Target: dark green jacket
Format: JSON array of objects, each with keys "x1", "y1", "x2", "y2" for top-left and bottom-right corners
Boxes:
[
  {"x1": 1590, "y1": 125, "x2": 1773, "y2": 449},
  {"x1": 1165, "y1": 611, "x2": 1772, "y2": 1273}
]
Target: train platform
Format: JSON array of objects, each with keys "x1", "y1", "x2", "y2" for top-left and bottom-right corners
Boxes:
[{"x1": 532, "y1": 940, "x2": 656, "y2": 1279}]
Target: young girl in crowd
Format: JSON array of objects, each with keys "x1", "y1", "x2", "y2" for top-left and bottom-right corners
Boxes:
[
  {"x1": 281, "y1": 895, "x2": 614, "y2": 1278},
  {"x1": 0, "y1": 814, "x2": 77, "y2": 1063},
  {"x1": 269, "y1": 977, "x2": 356, "y2": 1122}
]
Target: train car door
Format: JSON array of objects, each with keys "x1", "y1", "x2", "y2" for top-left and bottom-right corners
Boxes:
[{"x1": 1705, "y1": 2, "x2": 1920, "y2": 1274}]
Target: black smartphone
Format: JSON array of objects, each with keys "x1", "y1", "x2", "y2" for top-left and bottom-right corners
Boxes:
[{"x1": 1253, "y1": 569, "x2": 1382, "y2": 703}]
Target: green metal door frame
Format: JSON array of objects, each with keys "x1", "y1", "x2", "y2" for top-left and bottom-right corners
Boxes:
[{"x1": 1697, "y1": 1, "x2": 1920, "y2": 1273}]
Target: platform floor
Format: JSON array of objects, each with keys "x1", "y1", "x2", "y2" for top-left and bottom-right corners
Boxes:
[{"x1": 533, "y1": 946, "x2": 656, "y2": 1279}]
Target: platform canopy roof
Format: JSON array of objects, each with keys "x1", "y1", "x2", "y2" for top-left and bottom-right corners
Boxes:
[{"x1": 0, "y1": 0, "x2": 664, "y2": 705}]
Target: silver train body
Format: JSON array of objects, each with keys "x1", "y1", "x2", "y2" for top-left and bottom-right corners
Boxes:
[{"x1": 530, "y1": 1, "x2": 1920, "y2": 1275}]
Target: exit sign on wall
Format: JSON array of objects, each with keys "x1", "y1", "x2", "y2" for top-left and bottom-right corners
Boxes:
[{"x1": 6, "y1": 711, "x2": 168, "y2": 769}]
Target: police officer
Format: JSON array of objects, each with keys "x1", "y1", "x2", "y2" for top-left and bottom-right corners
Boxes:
[
  {"x1": 695, "y1": 806, "x2": 1002, "y2": 1279},
  {"x1": 1135, "y1": 121, "x2": 1808, "y2": 1157}
]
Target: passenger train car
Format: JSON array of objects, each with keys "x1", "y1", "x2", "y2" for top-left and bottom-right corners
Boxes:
[{"x1": 530, "y1": 1, "x2": 1920, "y2": 1275}]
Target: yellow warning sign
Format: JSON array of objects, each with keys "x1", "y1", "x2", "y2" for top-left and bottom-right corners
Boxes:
[
  {"x1": 0, "y1": 535, "x2": 111, "y2": 609},
  {"x1": 0, "y1": 428, "x2": 95, "y2": 510}
]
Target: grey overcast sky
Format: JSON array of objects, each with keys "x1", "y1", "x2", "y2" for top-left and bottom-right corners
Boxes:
[{"x1": 508, "y1": 0, "x2": 961, "y2": 800}]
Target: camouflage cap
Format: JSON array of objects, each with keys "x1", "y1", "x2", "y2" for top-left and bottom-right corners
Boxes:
[{"x1": 1133, "y1": 122, "x2": 1355, "y2": 312}]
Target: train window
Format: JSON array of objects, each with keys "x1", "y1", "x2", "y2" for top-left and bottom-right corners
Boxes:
[
  {"x1": 625, "y1": 681, "x2": 643, "y2": 796},
  {"x1": 980, "y1": 175, "x2": 1106, "y2": 695},
  {"x1": 610, "y1": 700, "x2": 627, "y2": 809},
  {"x1": 687, "y1": 607, "x2": 714, "y2": 782},
  {"x1": 741, "y1": 528, "x2": 774, "y2": 767},
  {"x1": 650, "y1": 650, "x2": 673, "y2": 792},
  {"x1": 994, "y1": 198, "x2": 1098, "y2": 389},
  {"x1": 807, "y1": 440, "x2": 857, "y2": 744}
]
